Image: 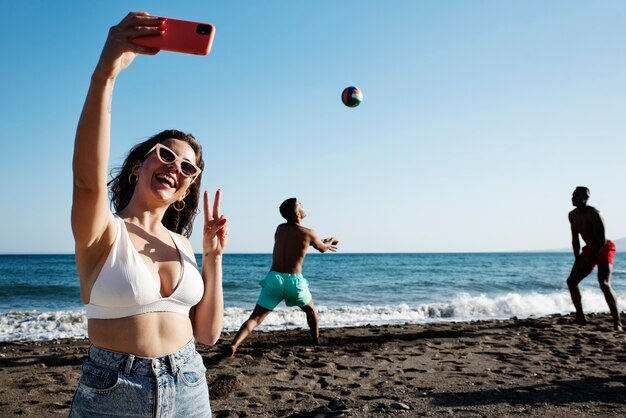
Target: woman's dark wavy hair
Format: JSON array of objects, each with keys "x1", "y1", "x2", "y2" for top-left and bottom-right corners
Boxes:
[{"x1": 108, "y1": 130, "x2": 204, "y2": 238}]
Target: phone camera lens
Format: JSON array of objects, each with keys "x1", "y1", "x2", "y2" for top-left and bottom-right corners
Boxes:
[{"x1": 196, "y1": 24, "x2": 212, "y2": 36}]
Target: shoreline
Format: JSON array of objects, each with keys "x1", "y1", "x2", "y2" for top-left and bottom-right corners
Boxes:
[{"x1": 1, "y1": 312, "x2": 625, "y2": 417}]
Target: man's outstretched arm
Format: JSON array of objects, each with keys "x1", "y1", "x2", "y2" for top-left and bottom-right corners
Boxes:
[{"x1": 310, "y1": 231, "x2": 339, "y2": 253}]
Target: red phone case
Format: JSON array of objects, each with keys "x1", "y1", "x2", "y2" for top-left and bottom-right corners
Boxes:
[{"x1": 133, "y1": 17, "x2": 215, "y2": 56}]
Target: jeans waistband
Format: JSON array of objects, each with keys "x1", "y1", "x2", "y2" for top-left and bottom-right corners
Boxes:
[{"x1": 88, "y1": 339, "x2": 197, "y2": 376}]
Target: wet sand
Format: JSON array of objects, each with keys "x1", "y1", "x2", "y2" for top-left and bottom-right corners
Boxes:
[{"x1": 1, "y1": 313, "x2": 625, "y2": 417}]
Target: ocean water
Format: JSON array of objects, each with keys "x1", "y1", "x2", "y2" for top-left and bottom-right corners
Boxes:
[{"x1": 1, "y1": 253, "x2": 625, "y2": 342}]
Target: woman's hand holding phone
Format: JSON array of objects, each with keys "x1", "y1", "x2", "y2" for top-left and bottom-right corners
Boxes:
[
  {"x1": 94, "y1": 12, "x2": 164, "y2": 80},
  {"x1": 132, "y1": 16, "x2": 215, "y2": 56}
]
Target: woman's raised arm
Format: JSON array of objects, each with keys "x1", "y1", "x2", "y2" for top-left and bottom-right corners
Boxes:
[{"x1": 72, "y1": 12, "x2": 163, "y2": 281}]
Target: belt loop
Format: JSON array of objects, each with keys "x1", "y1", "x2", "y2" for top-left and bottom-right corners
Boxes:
[
  {"x1": 168, "y1": 354, "x2": 178, "y2": 374},
  {"x1": 124, "y1": 354, "x2": 135, "y2": 376}
]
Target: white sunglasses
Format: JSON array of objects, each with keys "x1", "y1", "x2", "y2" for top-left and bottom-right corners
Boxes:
[{"x1": 145, "y1": 143, "x2": 202, "y2": 180}]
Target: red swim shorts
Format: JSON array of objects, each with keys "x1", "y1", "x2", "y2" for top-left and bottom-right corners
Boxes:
[{"x1": 580, "y1": 240, "x2": 616, "y2": 266}]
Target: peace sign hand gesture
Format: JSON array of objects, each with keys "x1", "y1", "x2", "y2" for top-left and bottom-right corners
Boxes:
[{"x1": 203, "y1": 189, "x2": 228, "y2": 257}]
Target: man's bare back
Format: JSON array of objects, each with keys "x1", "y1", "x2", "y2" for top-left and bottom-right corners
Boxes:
[
  {"x1": 270, "y1": 223, "x2": 316, "y2": 274},
  {"x1": 569, "y1": 206, "x2": 605, "y2": 250}
]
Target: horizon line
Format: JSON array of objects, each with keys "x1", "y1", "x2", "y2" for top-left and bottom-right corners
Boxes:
[{"x1": 0, "y1": 250, "x2": 572, "y2": 256}]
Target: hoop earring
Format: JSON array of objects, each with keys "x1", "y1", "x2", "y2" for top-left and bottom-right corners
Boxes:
[
  {"x1": 173, "y1": 200, "x2": 185, "y2": 212},
  {"x1": 128, "y1": 173, "x2": 138, "y2": 185}
]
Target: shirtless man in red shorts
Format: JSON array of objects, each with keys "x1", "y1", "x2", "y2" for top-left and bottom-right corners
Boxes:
[{"x1": 567, "y1": 186, "x2": 623, "y2": 331}]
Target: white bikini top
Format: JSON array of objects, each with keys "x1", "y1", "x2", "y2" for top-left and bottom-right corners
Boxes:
[{"x1": 85, "y1": 215, "x2": 204, "y2": 319}]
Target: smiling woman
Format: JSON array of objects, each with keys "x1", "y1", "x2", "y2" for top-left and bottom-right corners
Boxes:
[
  {"x1": 108, "y1": 129, "x2": 204, "y2": 238},
  {"x1": 69, "y1": 11, "x2": 228, "y2": 418}
]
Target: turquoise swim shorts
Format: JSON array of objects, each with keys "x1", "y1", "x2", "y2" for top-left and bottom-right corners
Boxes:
[{"x1": 256, "y1": 271, "x2": 312, "y2": 310}]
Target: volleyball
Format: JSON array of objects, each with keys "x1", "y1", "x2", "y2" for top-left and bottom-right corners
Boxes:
[{"x1": 341, "y1": 86, "x2": 363, "y2": 108}]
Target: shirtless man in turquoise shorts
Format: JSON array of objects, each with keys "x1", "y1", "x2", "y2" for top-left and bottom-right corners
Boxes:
[{"x1": 227, "y1": 198, "x2": 339, "y2": 356}]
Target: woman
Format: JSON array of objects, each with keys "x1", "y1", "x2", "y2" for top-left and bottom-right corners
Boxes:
[{"x1": 69, "y1": 12, "x2": 227, "y2": 417}]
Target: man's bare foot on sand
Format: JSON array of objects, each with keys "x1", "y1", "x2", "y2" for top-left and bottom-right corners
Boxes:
[
  {"x1": 572, "y1": 315, "x2": 587, "y2": 325},
  {"x1": 313, "y1": 337, "x2": 328, "y2": 346},
  {"x1": 223, "y1": 345, "x2": 237, "y2": 357},
  {"x1": 614, "y1": 321, "x2": 624, "y2": 332}
]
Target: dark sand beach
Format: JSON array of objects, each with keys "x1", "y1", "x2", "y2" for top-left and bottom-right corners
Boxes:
[{"x1": 1, "y1": 313, "x2": 625, "y2": 417}]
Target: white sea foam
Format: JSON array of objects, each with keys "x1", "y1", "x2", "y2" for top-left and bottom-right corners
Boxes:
[
  {"x1": 1, "y1": 290, "x2": 624, "y2": 342},
  {"x1": 0, "y1": 310, "x2": 87, "y2": 342}
]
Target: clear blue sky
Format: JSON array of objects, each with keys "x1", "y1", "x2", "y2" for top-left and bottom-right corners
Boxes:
[{"x1": 2, "y1": 1, "x2": 626, "y2": 254}]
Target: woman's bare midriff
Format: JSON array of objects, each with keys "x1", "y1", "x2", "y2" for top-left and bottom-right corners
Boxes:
[{"x1": 88, "y1": 312, "x2": 194, "y2": 358}]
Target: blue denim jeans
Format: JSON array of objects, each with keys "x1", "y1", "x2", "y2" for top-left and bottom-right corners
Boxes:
[{"x1": 69, "y1": 340, "x2": 211, "y2": 417}]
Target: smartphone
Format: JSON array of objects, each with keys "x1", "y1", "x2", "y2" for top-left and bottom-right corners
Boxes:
[{"x1": 133, "y1": 17, "x2": 215, "y2": 56}]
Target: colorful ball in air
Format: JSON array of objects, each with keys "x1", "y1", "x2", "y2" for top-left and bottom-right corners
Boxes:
[{"x1": 341, "y1": 86, "x2": 363, "y2": 108}]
